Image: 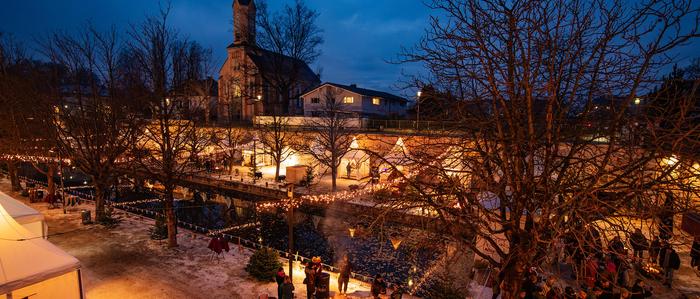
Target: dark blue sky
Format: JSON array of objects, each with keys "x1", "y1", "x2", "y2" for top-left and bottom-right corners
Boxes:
[
  {"x1": 0, "y1": 0, "x2": 429, "y2": 95},
  {"x1": 2, "y1": 0, "x2": 698, "y2": 96}
]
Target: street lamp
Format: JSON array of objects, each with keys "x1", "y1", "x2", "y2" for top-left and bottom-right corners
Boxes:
[
  {"x1": 286, "y1": 184, "x2": 294, "y2": 280},
  {"x1": 415, "y1": 90, "x2": 422, "y2": 130},
  {"x1": 252, "y1": 134, "x2": 259, "y2": 183}
]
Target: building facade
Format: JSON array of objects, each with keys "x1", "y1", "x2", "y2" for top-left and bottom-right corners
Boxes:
[
  {"x1": 301, "y1": 83, "x2": 408, "y2": 118},
  {"x1": 218, "y1": 0, "x2": 320, "y2": 122}
]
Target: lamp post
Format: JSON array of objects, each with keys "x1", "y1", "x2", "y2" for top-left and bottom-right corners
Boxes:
[
  {"x1": 286, "y1": 184, "x2": 294, "y2": 280},
  {"x1": 415, "y1": 90, "x2": 422, "y2": 130},
  {"x1": 252, "y1": 134, "x2": 259, "y2": 183},
  {"x1": 252, "y1": 94, "x2": 262, "y2": 124}
]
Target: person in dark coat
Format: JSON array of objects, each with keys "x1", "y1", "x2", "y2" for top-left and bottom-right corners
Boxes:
[
  {"x1": 629, "y1": 279, "x2": 652, "y2": 299},
  {"x1": 659, "y1": 243, "x2": 681, "y2": 287},
  {"x1": 389, "y1": 284, "x2": 404, "y2": 299},
  {"x1": 371, "y1": 275, "x2": 387, "y2": 299},
  {"x1": 522, "y1": 274, "x2": 541, "y2": 299},
  {"x1": 282, "y1": 276, "x2": 295, "y2": 299},
  {"x1": 337, "y1": 255, "x2": 352, "y2": 294},
  {"x1": 629, "y1": 229, "x2": 648, "y2": 259},
  {"x1": 597, "y1": 280, "x2": 614, "y2": 299},
  {"x1": 690, "y1": 238, "x2": 700, "y2": 270},
  {"x1": 275, "y1": 267, "x2": 286, "y2": 299},
  {"x1": 649, "y1": 236, "x2": 661, "y2": 264},
  {"x1": 303, "y1": 261, "x2": 315, "y2": 299}
]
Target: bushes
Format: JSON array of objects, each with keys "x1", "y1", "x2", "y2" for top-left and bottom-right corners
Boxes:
[{"x1": 246, "y1": 248, "x2": 282, "y2": 281}]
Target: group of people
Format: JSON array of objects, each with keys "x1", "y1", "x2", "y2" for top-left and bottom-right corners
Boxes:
[
  {"x1": 275, "y1": 267, "x2": 295, "y2": 299},
  {"x1": 519, "y1": 269, "x2": 653, "y2": 299},
  {"x1": 370, "y1": 274, "x2": 403, "y2": 299},
  {"x1": 518, "y1": 228, "x2": 696, "y2": 299},
  {"x1": 302, "y1": 257, "x2": 326, "y2": 299}
]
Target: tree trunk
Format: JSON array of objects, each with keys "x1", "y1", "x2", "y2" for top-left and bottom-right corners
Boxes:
[
  {"x1": 47, "y1": 163, "x2": 56, "y2": 196},
  {"x1": 7, "y1": 160, "x2": 21, "y2": 191},
  {"x1": 93, "y1": 182, "x2": 108, "y2": 223},
  {"x1": 331, "y1": 165, "x2": 337, "y2": 192},
  {"x1": 275, "y1": 161, "x2": 281, "y2": 182},
  {"x1": 499, "y1": 258, "x2": 525, "y2": 299},
  {"x1": 164, "y1": 186, "x2": 178, "y2": 247}
]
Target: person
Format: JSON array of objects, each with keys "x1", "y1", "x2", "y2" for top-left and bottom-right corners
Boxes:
[
  {"x1": 597, "y1": 280, "x2": 614, "y2": 299},
  {"x1": 371, "y1": 275, "x2": 387, "y2": 299},
  {"x1": 649, "y1": 236, "x2": 661, "y2": 264},
  {"x1": 588, "y1": 287, "x2": 603, "y2": 299},
  {"x1": 389, "y1": 284, "x2": 403, "y2": 299},
  {"x1": 522, "y1": 273, "x2": 541, "y2": 299},
  {"x1": 275, "y1": 267, "x2": 286, "y2": 299},
  {"x1": 338, "y1": 255, "x2": 352, "y2": 295},
  {"x1": 659, "y1": 243, "x2": 681, "y2": 287},
  {"x1": 614, "y1": 288, "x2": 631, "y2": 299},
  {"x1": 690, "y1": 237, "x2": 700, "y2": 270},
  {"x1": 281, "y1": 276, "x2": 295, "y2": 299},
  {"x1": 629, "y1": 279, "x2": 652, "y2": 299},
  {"x1": 303, "y1": 261, "x2": 315, "y2": 299},
  {"x1": 629, "y1": 229, "x2": 648, "y2": 260},
  {"x1": 546, "y1": 286, "x2": 562, "y2": 299},
  {"x1": 564, "y1": 286, "x2": 576, "y2": 299},
  {"x1": 608, "y1": 236, "x2": 626, "y2": 267}
]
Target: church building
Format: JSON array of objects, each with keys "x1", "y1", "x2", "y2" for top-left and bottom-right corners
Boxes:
[{"x1": 218, "y1": 0, "x2": 320, "y2": 122}]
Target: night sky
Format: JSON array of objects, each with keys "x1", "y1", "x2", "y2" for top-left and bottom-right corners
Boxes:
[
  {"x1": 0, "y1": 0, "x2": 429, "y2": 96},
  {"x1": 1, "y1": 0, "x2": 698, "y2": 96}
]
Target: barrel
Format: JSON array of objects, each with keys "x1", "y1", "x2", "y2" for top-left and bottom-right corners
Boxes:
[{"x1": 314, "y1": 272, "x2": 330, "y2": 299}]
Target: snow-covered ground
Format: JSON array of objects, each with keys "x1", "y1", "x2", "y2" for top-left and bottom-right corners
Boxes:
[{"x1": 0, "y1": 180, "x2": 398, "y2": 299}]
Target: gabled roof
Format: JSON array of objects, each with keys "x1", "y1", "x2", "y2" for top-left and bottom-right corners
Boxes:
[
  {"x1": 225, "y1": 45, "x2": 320, "y2": 87},
  {"x1": 303, "y1": 82, "x2": 408, "y2": 102}
]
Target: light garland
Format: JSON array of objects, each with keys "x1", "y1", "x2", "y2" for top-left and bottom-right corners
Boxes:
[
  {"x1": 1, "y1": 154, "x2": 71, "y2": 164},
  {"x1": 206, "y1": 221, "x2": 261, "y2": 236}
]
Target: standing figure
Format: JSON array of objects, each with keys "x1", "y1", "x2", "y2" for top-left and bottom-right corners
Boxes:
[
  {"x1": 338, "y1": 255, "x2": 352, "y2": 295},
  {"x1": 304, "y1": 261, "x2": 316, "y2": 299},
  {"x1": 629, "y1": 229, "x2": 648, "y2": 260},
  {"x1": 282, "y1": 276, "x2": 295, "y2": 299},
  {"x1": 649, "y1": 236, "x2": 661, "y2": 264},
  {"x1": 371, "y1": 275, "x2": 387, "y2": 299},
  {"x1": 690, "y1": 237, "x2": 700, "y2": 270},
  {"x1": 659, "y1": 243, "x2": 681, "y2": 287},
  {"x1": 276, "y1": 267, "x2": 286, "y2": 299}
]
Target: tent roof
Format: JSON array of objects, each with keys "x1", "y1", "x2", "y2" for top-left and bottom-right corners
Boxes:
[
  {"x1": 0, "y1": 192, "x2": 80, "y2": 294},
  {"x1": 0, "y1": 191, "x2": 44, "y2": 225}
]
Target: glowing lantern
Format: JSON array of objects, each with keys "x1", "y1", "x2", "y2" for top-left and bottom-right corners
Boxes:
[
  {"x1": 408, "y1": 278, "x2": 414, "y2": 287},
  {"x1": 390, "y1": 237, "x2": 402, "y2": 250},
  {"x1": 348, "y1": 228, "x2": 356, "y2": 238}
]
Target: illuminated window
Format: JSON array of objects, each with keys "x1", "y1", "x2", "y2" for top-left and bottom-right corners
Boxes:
[
  {"x1": 233, "y1": 84, "x2": 242, "y2": 97},
  {"x1": 311, "y1": 97, "x2": 320, "y2": 104},
  {"x1": 372, "y1": 97, "x2": 381, "y2": 105},
  {"x1": 343, "y1": 96, "x2": 354, "y2": 104}
]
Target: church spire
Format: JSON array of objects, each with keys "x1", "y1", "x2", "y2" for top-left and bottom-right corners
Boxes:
[{"x1": 233, "y1": 0, "x2": 256, "y2": 46}]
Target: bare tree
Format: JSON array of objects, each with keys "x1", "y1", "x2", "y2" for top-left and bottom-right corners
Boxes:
[
  {"x1": 0, "y1": 33, "x2": 55, "y2": 191},
  {"x1": 40, "y1": 25, "x2": 141, "y2": 222},
  {"x1": 379, "y1": 0, "x2": 700, "y2": 296},
  {"x1": 258, "y1": 115, "x2": 294, "y2": 182},
  {"x1": 296, "y1": 89, "x2": 355, "y2": 191},
  {"x1": 256, "y1": 0, "x2": 323, "y2": 115},
  {"x1": 128, "y1": 5, "x2": 211, "y2": 247}
]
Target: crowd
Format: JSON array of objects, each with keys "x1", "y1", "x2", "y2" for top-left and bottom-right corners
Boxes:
[{"x1": 515, "y1": 229, "x2": 700, "y2": 299}]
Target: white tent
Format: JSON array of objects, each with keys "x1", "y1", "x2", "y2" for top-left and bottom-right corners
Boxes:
[
  {"x1": 0, "y1": 199, "x2": 83, "y2": 299},
  {"x1": 0, "y1": 191, "x2": 47, "y2": 238}
]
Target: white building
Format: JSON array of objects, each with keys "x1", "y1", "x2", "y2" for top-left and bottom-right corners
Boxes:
[{"x1": 301, "y1": 83, "x2": 408, "y2": 118}]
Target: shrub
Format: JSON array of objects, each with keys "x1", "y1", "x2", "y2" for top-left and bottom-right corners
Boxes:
[{"x1": 245, "y1": 248, "x2": 282, "y2": 281}]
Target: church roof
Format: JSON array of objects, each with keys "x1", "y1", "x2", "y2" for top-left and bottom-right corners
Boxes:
[{"x1": 225, "y1": 45, "x2": 320, "y2": 87}]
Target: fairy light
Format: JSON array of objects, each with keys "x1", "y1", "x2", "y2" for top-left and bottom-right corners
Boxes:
[{"x1": 206, "y1": 222, "x2": 261, "y2": 236}]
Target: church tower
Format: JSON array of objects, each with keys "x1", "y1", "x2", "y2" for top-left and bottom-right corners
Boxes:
[{"x1": 233, "y1": 0, "x2": 256, "y2": 46}]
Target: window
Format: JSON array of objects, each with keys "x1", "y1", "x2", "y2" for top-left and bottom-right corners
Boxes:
[
  {"x1": 372, "y1": 97, "x2": 381, "y2": 105},
  {"x1": 311, "y1": 97, "x2": 320, "y2": 104},
  {"x1": 343, "y1": 96, "x2": 354, "y2": 104}
]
